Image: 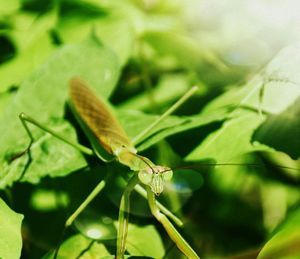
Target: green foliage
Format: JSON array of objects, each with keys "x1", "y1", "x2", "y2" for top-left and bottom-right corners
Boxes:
[
  {"x1": 0, "y1": 9, "x2": 58, "y2": 92},
  {"x1": 0, "y1": 1, "x2": 299, "y2": 258},
  {"x1": 258, "y1": 207, "x2": 300, "y2": 259},
  {"x1": 0, "y1": 198, "x2": 23, "y2": 259},
  {"x1": 43, "y1": 234, "x2": 111, "y2": 259},
  {"x1": 0, "y1": 37, "x2": 119, "y2": 188},
  {"x1": 253, "y1": 98, "x2": 300, "y2": 160},
  {"x1": 126, "y1": 224, "x2": 165, "y2": 257}
]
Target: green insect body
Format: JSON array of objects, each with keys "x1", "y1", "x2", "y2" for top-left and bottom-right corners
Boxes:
[
  {"x1": 19, "y1": 77, "x2": 200, "y2": 258},
  {"x1": 69, "y1": 77, "x2": 173, "y2": 195}
]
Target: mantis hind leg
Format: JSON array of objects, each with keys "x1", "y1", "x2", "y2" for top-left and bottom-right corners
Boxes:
[
  {"x1": 146, "y1": 187, "x2": 200, "y2": 259},
  {"x1": 16, "y1": 113, "x2": 105, "y2": 257}
]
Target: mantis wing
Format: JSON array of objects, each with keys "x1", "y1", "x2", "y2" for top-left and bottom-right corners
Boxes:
[{"x1": 69, "y1": 77, "x2": 137, "y2": 162}]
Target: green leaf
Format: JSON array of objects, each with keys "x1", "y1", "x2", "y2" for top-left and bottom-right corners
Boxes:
[
  {"x1": 143, "y1": 31, "x2": 225, "y2": 70},
  {"x1": 186, "y1": 110, "x2": 271, "y2": 162},
  {"x1": 252, "y1": 97, "x2": 300, "y2": 160},
  {"x1": 0, "y1": 37, "x2": 120, "y2": 188},
  {"x1": 187, "y1": 42, "x2": 300, "y2": 162},
  {"x1": 93, "y1": 16, "x2": 135, "y2": 67},
  {"x1": 56, "y1": 1, "x2": 136, "y2": 66},
  {"x1": 0, "y1": 33, "x2": 56, "y2": 93},
  {"x1": 0, "y1": 198, "x2": 23, "y2": 259},
  {"x1": 258, "y1": 207, "x2": 300, "y2": 259},
  {"x1": 55, "y1": 1, "x2": 107, "y2": 45},
  {"x1": 0, "y1": 90, "x2": 16, "y2": 116},
  {"x1": 119, "y1": 73, "x2": 192, "y2": 110},
  {"x1": 127, "y1": 224, "x2": 165, "y2": 257},
  {"x1": 0, "y1": 0, "x2": 19, "y2": 16},
  {"x1": 203, "y1": 42, "x2": 300, "y2": 116},
  {"x1": 118, "y1": 108, "x2": 228, "y2": 152},
  {"x1": 0, "y1": 10, "x2": 58, "y2": 92},
  {"x1": 43, "y1": 234, "x2": 111, "y2": 259}
]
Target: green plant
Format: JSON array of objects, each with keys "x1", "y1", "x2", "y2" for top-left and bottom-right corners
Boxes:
[{"x1": 0, "y1": 1, "x2": 299, "y2": 258}]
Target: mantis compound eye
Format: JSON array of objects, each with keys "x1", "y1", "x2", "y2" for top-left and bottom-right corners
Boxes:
[{"x1": 138, "y1": 169, "x2": 152, "y2": 185}]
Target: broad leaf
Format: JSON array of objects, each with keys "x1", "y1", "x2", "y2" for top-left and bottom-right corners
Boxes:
[
  {"x1": 0, "y1": 0, "x2": 19, "y2": 16},
  {"x1": 187, "y1": 42, "x2": 300, "y2": 162},
  {"x1": 258, "y1": 207, "x2": 300, "y2": 259},
  {"x1": 0, "y1": 37, "x2": 120, "y2": 188},
  {"x1": 43, "y1": 234, "x2": 111, "y2": 259},
  {"x1": 252, "y1": 96, "x2": 300, "y2": 160},
  {"x1": 127, "y1": 224, "x2": 165, "y2": 258},
  {"x1": 0, "y1": 10, "x2": 58, "y2": 92},
  {"x1": 0, "y1": 198, "x2": 23, "y2": 259},
  {"x1": 202, "y1": 42, "x2": 300, "y2": 116},
  {"x1": 118, "y1": 108, "x2": 229, "y2": 152},
  {"x1": 143, "y1": 31, "x2": 224, "y2": 70},
  {"x1": 186, "y1": 110, "x2": 272, "y2": 162},
  {"x1": 56, "y1": 0, "x2": 136, "y2": 66}
]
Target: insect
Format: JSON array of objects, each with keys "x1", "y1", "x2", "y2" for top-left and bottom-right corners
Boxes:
[{"x1": 19, "y1": 77, "x2": 200, "y2": 258}]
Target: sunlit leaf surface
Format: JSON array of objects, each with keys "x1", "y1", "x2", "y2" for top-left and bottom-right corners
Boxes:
[
  {"x1": 258, "y1": 208, "x2": 300, "y2": 259},
  {"x1": 0, "y1": 1, "x2": 299, "y2": 258},
  {"x1": 126, "y1": 223, "x2": 165, "y2": 257},
  {"x1": 43, "y1": 234, "x2": 111, "y2": 259},
  {"x1": 0, "y1": 37, "x2": 120, "y2": 188},
  {"x1": 0, "y1": 198, "x2": 23, "y2": 259}
]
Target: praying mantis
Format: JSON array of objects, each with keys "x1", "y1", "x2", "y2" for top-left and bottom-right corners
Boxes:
[{"x1": 19, "y1": 77, "x2": 200, "y2": 258}]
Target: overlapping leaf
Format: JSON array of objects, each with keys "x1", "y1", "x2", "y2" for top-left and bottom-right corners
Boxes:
[
  {"x1": 0, "y1": 37, "x2": 120, "y2": 188},
  {"x1": 55, "y1": 0, "x2": 137, "y2": 66},
  {"x1": 258, "y1": 207, "x2": 300, "y2": 259},
  {"x1": 0, "y1": 10, "x2": 58, "y2": 92},
  {"x1": 126, "y1": 224, "x2": 165, "y2": 257},
  {"x1": 43, "y1": 234, "x2": 111, "y2": 259},
  {"x1": 186, "y1": 42, "x2": 300, "y2": 162},
  {"x1": 0, "y1": 198, "x2": 23, "y2": 259}
]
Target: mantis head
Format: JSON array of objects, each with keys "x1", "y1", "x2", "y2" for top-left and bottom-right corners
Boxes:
[{"x1": 138, "y1": 166, "x2": 173, "y2": 195}]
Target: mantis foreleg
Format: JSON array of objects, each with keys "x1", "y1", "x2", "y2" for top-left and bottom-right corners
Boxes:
[
  {"x1": 147, "y1": 187, "x2": 200, "y2": 259},
  {"x1": 116, "y1": 174, "x2": 140, "y2": 258},
  {"x1": 134, "y1": 184, "x2": 183, "y2": 227}
]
